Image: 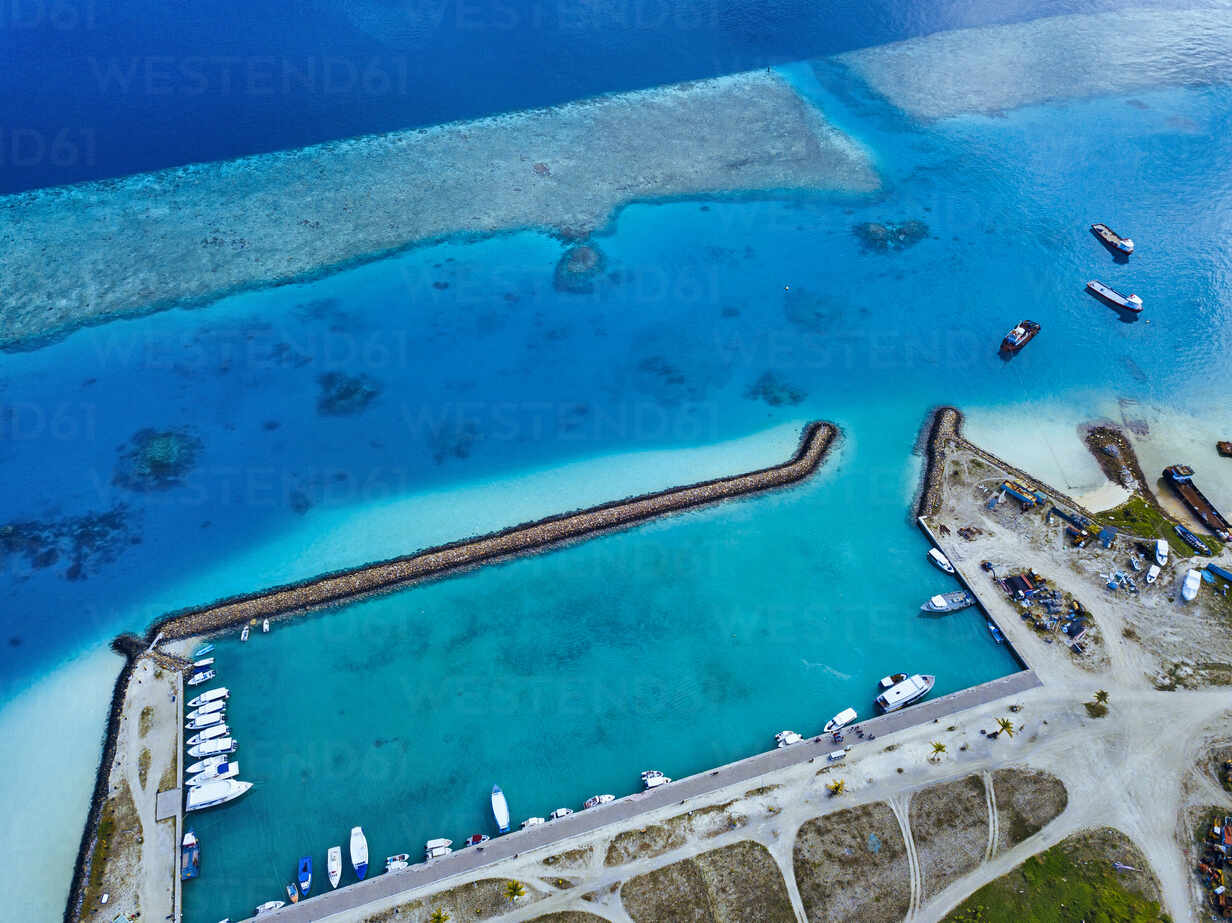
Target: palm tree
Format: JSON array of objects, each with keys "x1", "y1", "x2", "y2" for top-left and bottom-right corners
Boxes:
[
  {"x1": 505, "y1": 880, "x2": 526, "y2": 903},
  {"x1": 996, "y1": 717, "x2": 1016, "y2": 738},
  {"x1": 1094, "y1": 689, "x2": 1109, "y2": 705},
  {"x1": 826, "y1": 778, "x2": 847, "y2": 796},
  {"x1": 930, "y1": 741, "x2": 947, "y2": 762},
  {"x1": 429, "y1": 910, "x2": 450, "y2": 923}
]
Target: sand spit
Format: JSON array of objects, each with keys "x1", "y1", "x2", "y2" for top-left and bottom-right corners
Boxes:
[
  {"x1": 839, "y1": 8, "x2": 1232, "y2": 120},
  {"x1": 151, "y1": 421, "x2": 837, "y2": 641},
  {"x1": 0, "y1": 71, "x2": 877, "y2": 350}
]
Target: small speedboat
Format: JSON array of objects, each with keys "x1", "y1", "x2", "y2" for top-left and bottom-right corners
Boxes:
[
  {"x1": 240, "y1": 625, "x2": 250, "y2": 642},
  {"x1": 1090, "y1": 223, "x2": 1134, "y2": 256},
  {"x1": 180, "y1": 831, "x2": 200, "y2": 881},
  {"x1": 285, "y1": 883, "x2": 298, "y2": 904},
  {"x1": 775, "y1": 730, "x2": 803, "y2": 747},
  {"x1": 186, "y1": 725, "x2": 229, "y2": 747},
  {"x1": 192, "y1": 657, "x2": 215, "y2": 669},
  {"x1": 641, "y1": 769, "x2": 664, "y2": 780},
  {"x1": 425, "y1": 844, "x2": 452, "y2": 860},
  {"x1": 187, "y1": 687, "x2": 228, "y2": 709},
  {"x1": 464, "y1": 833, "x2": 490, "y2": 845},
  {"x1": 386, "y1": 855, "x2": 410, "y2": 872},
  {"x1": 262, "y1": 618, "x2": 270, "y2": 633},
  {"x1": 297, "y1": 856, "x2": 311, "y2": 895},
  {"x1": 425, "y1": 837, "x2": 452, "y2": 851},
  {"x1": 1155, "y1": 539, "x2": 1169, "y2": 567},
  {"x1": 584, "y1": 794, "x2": 615, "y2": 809},
  {"x1": 1176, "y1": 524, "x2": 1212, "y2": 555},
  {"x1": 1000, "y1": 320, "x2": 1041, "y2": 354},
  {"x1": 823, "y1": 707, "x2": 857, "y2": 734},
  {"x1": 548, "y1": 809, "x2": 572, "y2": 821},
  {"x1": 191, "y1": 643, "x2": 214, "y2": 659},
  {"x1": 1146, "y1": 564, "x2": 1161, "y2": 584},
  {"x1": 187, "y1": 669, "x2": 215, "y2": 686},
  {"x1": 521, "y1": 817, "x2": 545, "y2": 828},
  {"x1": 875, "y1": 674, "x2": 935, "y2": 713},
  {"x1": 1087, "y1": 280, "x2": 1143, "y2": 313},
  {"x1": 350, "y1": 826, "x2": 369, "y2": 880},
  {"x1": 327, "y1": 846, "x2": 342, "y2": 889},
  {"x1": 920, "y1": 591, "x2": 975, "y2": 614},
  {"x1": 878, "y1": 672, "x2": 908, "y2": 690},
  {"x1": 927, "y1": 548, "x2": 955, "y2": 574},
  {"x1": 255, "y1": 901, "x2": 285, "y2": 916},
  {"x1": 491, "y1": 785, "x2": 510, "y2": 833},
  {"x1": 1182, "y1": 568, "x2": 1202, "y2": 602},
  {"x1": 987, "y1": 621, "x2": 1006, "y2": 644}
]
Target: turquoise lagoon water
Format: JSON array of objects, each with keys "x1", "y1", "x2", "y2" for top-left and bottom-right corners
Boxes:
[{"x1": 2, "y1": 62, "x2": 1232, "y2": 921}]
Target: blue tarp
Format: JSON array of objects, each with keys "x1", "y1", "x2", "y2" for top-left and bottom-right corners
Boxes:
[
  {"x1": 1098, "y1": 526, "x2": 1117, "y2": 548},
  {"x1": 1209, "y1": 563, "x2": 1232, "y2": 584}
]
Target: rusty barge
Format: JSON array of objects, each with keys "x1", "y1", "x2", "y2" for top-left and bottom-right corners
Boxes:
[{"x1": 1163, "y1": 465, "x2": 1231, "y2": 542}]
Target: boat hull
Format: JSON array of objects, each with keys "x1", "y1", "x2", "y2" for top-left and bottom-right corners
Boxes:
[{"x1": 491, "y1": 785, "x2": 511, "y2": 833}]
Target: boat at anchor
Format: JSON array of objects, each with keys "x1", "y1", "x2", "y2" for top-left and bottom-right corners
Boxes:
[
  {"x1": 1090, "y1": 223, "x2": 1134, "y2": 256},
  {"x1": 1000, "y1": 320, "x2": 1041, "y2": 354},
  {"x1": 1086, "y1": 280, "x2": 1143, "y2": 312}
]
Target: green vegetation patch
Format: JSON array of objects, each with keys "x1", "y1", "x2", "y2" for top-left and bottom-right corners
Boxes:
[
  {"x1": 1097, "y1": 494, "x2": 1224, "y2": 557},
  {"x1": 945, "y1": 827, "x2": 1165, "y2": 923}
]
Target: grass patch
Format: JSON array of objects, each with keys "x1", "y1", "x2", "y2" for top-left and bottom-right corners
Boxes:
[
  {"x1": 138, "y1": 705, "x2": 154, "y2": 738},
  {"x1": 1085, "y1": 702, "x2": 1109, "y2": 718},
  {"x1": 1097, "y1": 494, "x2": 1224, "y2": 557},
  {"x1": 138, "y1": 747, "x2": 151, "y2": 788},
  {"x1": 944, "y1": 828, "x2": 1165, "y2": 923}
]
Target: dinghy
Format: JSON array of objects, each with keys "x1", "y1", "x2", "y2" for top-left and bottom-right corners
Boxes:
[
  {"x1": 350, "y1": 826, "x2": 369, "y2": 880},
  {"x1": 327, "y1": 846, "x2": 342, "y2": 889}
]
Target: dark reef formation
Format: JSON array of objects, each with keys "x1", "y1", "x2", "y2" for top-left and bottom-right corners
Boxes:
[
  {"x1": 783, "y1": 288, "x2": 834, "y2": 333},
  {"x1": 853, "y1": 219, "x2": 930, "y2": 253},
  {"x1": 113, "y1": 428, "x2": 203, "y2": 491},
  {"x1": 317, "y1": 372, "x2": 382, "y2": 415},
  {"x1": 0, "y1": 507, "x2": 137, "y2": 581},
  {"x1": 746, "y1": 371, "x2": 806, "y2": 406},
  {"x1": 553, "y1": 243, "x2": 606, "y2": 293}
]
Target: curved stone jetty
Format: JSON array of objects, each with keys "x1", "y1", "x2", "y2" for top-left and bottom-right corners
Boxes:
[{"x1": 153, "y1": 421, "x2": 838, "y2": 640}]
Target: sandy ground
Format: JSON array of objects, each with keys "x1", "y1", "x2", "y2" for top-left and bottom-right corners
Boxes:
[{"x1": 80, "y1": 656, "x2": 179, "y2": 923}]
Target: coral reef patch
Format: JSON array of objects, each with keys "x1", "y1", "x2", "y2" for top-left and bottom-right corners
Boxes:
[
  {"x1": 554, "y1": 244, "x2": 607, "y2": 293},
  {"x1": 113, "y1": 428, "x2": 203, "y2": 491},
  {"x1": 0, "y1": 507, "x2": 137, "y2": 580},
  {"x1": 317, "y1": 372, "x2": 382, "y2": 415},
  {"x1": 746, "y1": 371, "x2": 806, "y2": 406},
  {"x1": 852, "y1": 219, "x2": 930, "y2": 253}
]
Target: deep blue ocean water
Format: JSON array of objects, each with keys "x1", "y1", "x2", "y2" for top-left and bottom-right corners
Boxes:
[{"x1": 0, "y1": 0, "x2": 1196, "y2": 194}]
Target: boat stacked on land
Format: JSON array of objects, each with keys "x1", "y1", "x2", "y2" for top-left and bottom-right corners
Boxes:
[{"x1": 1182, "y1": 568, "x2": 1203, "y2": 602}]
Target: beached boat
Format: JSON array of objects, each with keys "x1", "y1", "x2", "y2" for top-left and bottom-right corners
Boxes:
[
  {"x1": 187, "y1": 669, "x2": 215, "y2": 686},
  {"x1": 186, "y1": 725, "x2": 229, "y2": 747},
  {"x1": 584, "y1": 794, "x2": 615, "y2": 809},
  {"x1": 191, "y1": 643, "x2": 214, "y2": 659},
  {"x1": 491, "y1": 785, "x2": 510, "y2": 833},
  {"x1": 284, "y1": 883, "x2": 298, "y2": 904},
  {"x1": 1146, "y1": 564, "x2": 1161, "y2": 585},
  {"x1": 297, "y1": 856, "x2": 312, "y2": 895},
  {"x1": 464, "y1": 833, "x2": 491, "y2": 845},
  {"x1": 185, "y1": 779, "x2": 252, "y2": 812},
  {"x1": 1154, "y1": 539, "x2": 1169, "y2": 567},
  {"x1": 186, "y1": 754, "x2": 229, "y2": 776},
  {"x1": 1163, "y1": 466, "x2": 1232, "y2": 541},
  {"x1": 824, "y1": 707, "x2": 857, "y2": 734},
  {"x1": 878, "y1": 673, "x2": 908, "y2": 690},
  {"x1": 1000, "y1": 320, "x2": 1041, "y2": 354},
  {"x1": 875, "y1": 674, "x2": 935, "y2": 713},
  {"x1": 1089, "y1": 223, "x2": 1134, "y2": 256},
  {"x1": 180, "y1": 831, "x2": 200, "y2": 881},
  {"x1": 521, "y1": 817, "x2": 546, "y2": 828},
  {"x1": 254, "y1": 901, "x2": 285, "y2": 916},
  {"x1": 187, "y1": 737, "x2": 236, "y2": 759},
  {"x1": 643, "y1": 774, "x2": 672, "y2": 790},
  {"x1": 262, "y1": 618, "x2": 270, "y2": 633},
  {"x1": 385, "y1": 855, "x2": 410, "y2": 872},
  {"x1": 186, "y1": 712, "x2": 225, "y2": 730},
  {"x1": 920, "y1": 591, "x2": 975, "y2": 614},
  {"x1": 187, "y1": 700, "x2": 226, "y2": 721},
  {"x1": 1182, "y1": 568, "x2": 1202, "y2": 602},
  {"x1": 927, "y1": 548, "x2": 955, "y2": 573},
  {"x1": 327, "y1": 846, "x2": 342, "y2": 888},
  {"x1": 187, "y1": 761, "x2": 238, "y2": 787},
  {"x1": 775, "y1": 730, "x2": 803, "y2": 747},
  {"x1": 1086, "y1": 280, "x2": 1143, "y2": 312},
  {"x1": 548, "y1": 809, "x2": 572, "y2": 821},
  {"x1": 1175, "y1": 524, "x2": 1212, "y2": 555},
  {"x1": 350, "y1": 826, "x2": 369, "y2": 880},
  {"x1": 240, "y1": 625, "x2": 249, "y2": 642},
  {"x1": 187, "y1": 687, "x2": 228, "y2": 709},
  {"x1": 987, "y1": 621, "x2": 1006, "y2": 644}
]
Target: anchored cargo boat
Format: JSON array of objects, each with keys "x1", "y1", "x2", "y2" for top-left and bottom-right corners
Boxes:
[
  {"x1": 1089, "y1": 223, "x2": 1134, "y2": 256},
  {"x1": 1086, "y1": 280, "x2": 1143, "y2": 312},
  {"x1": 1000, "y1": 320, "x2": 1040, "y2": 354},
  {"x1": 875, "y1": 674, "x2": 935, "y2": 712},
  {"x1": 1163, "y1": 466, "x2": 1232, "y2": 541},
  {"x1": 920, "y1": 590, "x2": 975, "y2": 613}
]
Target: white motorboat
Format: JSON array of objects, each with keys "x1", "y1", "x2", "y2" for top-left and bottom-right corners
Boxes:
[
  {"x1": 262, "y1": 618, "x2": 270, "y2": 633},
  {"x1": 643, "y1": 775, "x2": 672, "y2": 790},
  {"x1": 327, "y1": 846, "x2": 342, "y2": 889},
  {"x1": 491, "y1": 785, "x2": 510, "y2": 833},
  {"x1": 1155, "y1": 539, "x2": 1169, "y2": 567},
  {"x1": 186, "y1": 712, "x2": 225, "y2": 730},
  {"x1": 520, "y1": 817, "x2": 545, "y2": 828},
  {"x1": 875, "y1": 674, "x2": 935, "y2": 713},
  {"x1": 192, "y1": 657, "x2": 215, "y2": 669},
  {"x1": 240, "y1": 625, "x2": 249, "y2": 642},
  {"x1": 1146, "y1": 564, "x2": 1161, "y2": 585},
  {"x1": 351, "y1": 827, "x2": 369, "y2": 880},
  {"x1": 823, "y1": 707, "x2": 858, "y2": 734},
  {"x1": 187, "y1": 737, "x2": 236, "y2": 759},
  {"x1": 1086, "y1": 279, "x2": 1143, "y2": 312},
  {"x1": 187, "y1": 700, "x2": 226, "y2": 720},
  {"x1": 186, "y1": 754, "x2": 229, "y2": 776},
  {"x1": 187, "y1": 687, "x2": 228, "y2": 709},
  {"x1": 425, "y1": 838, "x2": 452, "y2": 851},
  {"x1": 186, "y1": 725, "x2": 229, "y2": 747},
  {"x1": 254, "y1": 901, "x2": 285, "y2": 916},
  {"x1": 385, "y1": 853, "x2": 410, "y2": 872},
  {"x1": 187, "y1": 761, "x2": 239, "y2": 787},
  {"x1": 425, "y1": 844, "x2": 452, "y2": 860},
  {"x1": 583, "y1": 794, "x2": 615, "y2": 809},
  {"x1": 549, "y1": 808, "x2": 573, "y2": 821},
  {"x1": 187, "y1": 669, "x2": 215, "y2": 686},
  {"x1": 185, "y1": 779, "x2": 252, "y2": 812},
  {"x1": 878, "y1": 673, "x2": 908, "y2": 690},
  {"x1": 1182, "y1": 568, "x2": 1202, "y2": 602},
  {"x1": 775, "y1": 730, "x2": 802, "y2": 747},
  {"x1": 927, "y1": 548, "x2": 955, "y2": 574},
  {"x1": 640, "y1": 769, "x2": 664, "y2": 780}
]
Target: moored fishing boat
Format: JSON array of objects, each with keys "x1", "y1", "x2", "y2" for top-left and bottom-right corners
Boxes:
[
  {"x1": 186, "y1": 711, "x2": 224, "y2": 730},
  {"x1": 262, "y1": 618, "x2": 270, "y2": 633},
  {"x1": 425, "y1": 842, "x2": 453, "y2": 859},
  {"x1": 185, "y1": 778, "x2": 252, "y2": 812},
  {"x1": 521, "y1": 816, "x2": 545, "y2": 828},
  {"x1": 327, "y1": 845, "x2": 342, "y2": 888},
  {"x1": 464, "y1": 832, "x2": 491, "y2": 845},
  {"x1": 491, "y1": 785, "x2": 510, "y2": 833},
  {"x1": 1000, "y1": 320, "x2": 1040, "y2": 354},
  {"x1": 1086, "y1": 279, "x2": 1143, "y2": 312},
  {"x1": 875, "y1": 674, "x2": 935, "y2": 712},
  {"x1": 187, "y1": 687, "x2": 228, "y2": 708},
  {"x1": 187, "y1": 669, "x2": 215, "y2": 686},
  {"x1": 254, "y1": 901, "x2": 285, "y2": 916},
  {"x1": 350, "y1": 826, "x2": 369, "y2": 880},
  {"x1": 284, "y1": 883, "x2": 298, "y2": 904},
  {"x1": 547, "y1": 809, "x2": 572, "y2": 821},
  {"x1": 584, "y1": 793, "x2": 615, "y2": 809},
  {"x1": 920, "y1": 590, "x2": 975, "y2": 613},
  {"x1": 775, "y1": 730, "x2": 803, "y2": 747},
  {"x1": 186, "y1": 754, "x2": 228, "y2": 775},
  {"x1": 642, "y1": 774, "x2": 671, "y2": 790},
  {"x1": 180, "y1": 831, "x2": 200, "y2": 880},
  {"x1": 240, "y1": 625, "x2": 249, "y2": 642},
  {"x1": 187, "y1": 737, "x2": 236, "y2": 758},
  {"x1": 823, "y1": 706, "x2": 857, "y2": 734},
  {"x1": 386, "y1": 854, "x2": 410, "y2": 872},
  {"x1": 297, "y1": 856, "x2": 312, "y2": 895},
  {"x1": 987, "y1": 621, "x2": 1006, "y2": 644},
  {"x1": 186, "y1": 700, "x2": 226, "y2": 720},
  {"x1": 186, "y1": 725, "x2": 229, "y2": 747},
  {"x1": 187, "y1": 761, "x2": 238, "y2": 786},
  {"x1": 878, "y1": 672, "x2": 908, "y2": 689},
  {"x1": 927, "y1": 548, "x2": 955, "y2": 574},
  {"x1": 1176, "y1": 524, "x2": 1212, "y2": 555},
  {"x1": 1089, "y1": 223, "x2": 1134, "y2": 256},
  {"x1": 192, "y1": 657, "x2": 214, "y2": 669}
]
